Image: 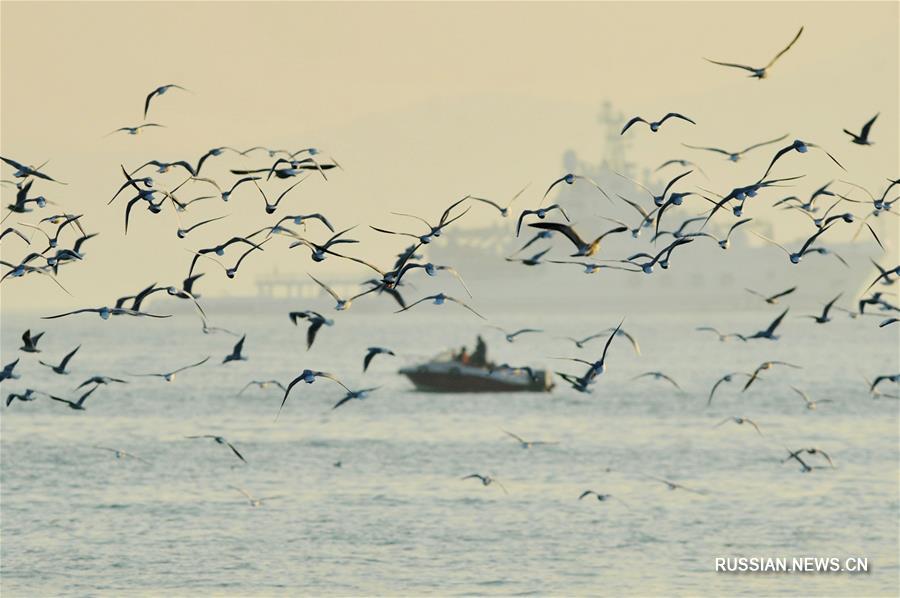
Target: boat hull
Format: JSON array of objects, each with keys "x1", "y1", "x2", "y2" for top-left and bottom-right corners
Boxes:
[{"x1": 399, "y1": 363, "x2": 552, "y2": 393}]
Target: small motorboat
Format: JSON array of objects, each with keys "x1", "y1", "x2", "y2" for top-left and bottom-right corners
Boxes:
[{"x1": 399, "y1": 350, "x2": 552, "y2": 393}]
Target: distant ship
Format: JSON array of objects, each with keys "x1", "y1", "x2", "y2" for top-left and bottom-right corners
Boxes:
[{"x1": 247, "y1": 102, "x2": 889, "y2": 315}]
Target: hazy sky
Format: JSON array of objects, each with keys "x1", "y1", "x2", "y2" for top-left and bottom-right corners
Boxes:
[{"x1": 2, "y1": 1, "x2": 897, "y2": 310}]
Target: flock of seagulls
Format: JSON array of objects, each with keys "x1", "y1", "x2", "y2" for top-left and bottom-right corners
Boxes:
[{"x1": 1, "y1": 24, "x2": 898, "y2": 510}]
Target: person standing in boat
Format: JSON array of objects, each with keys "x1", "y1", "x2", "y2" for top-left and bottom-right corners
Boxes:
[{"x1": 470, "y1": 335, "x2": 488, "y2": 368}]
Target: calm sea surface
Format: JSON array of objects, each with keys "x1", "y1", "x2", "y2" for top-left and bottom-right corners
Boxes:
[{"x1": 2, "y1": 308, "x2": 898, "y2": 596}]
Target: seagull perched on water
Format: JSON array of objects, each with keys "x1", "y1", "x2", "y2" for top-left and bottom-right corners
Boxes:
[
  {"x1": 704, "y1": 26, "x2": 803, "y2": 79},
  {"x1": 185, "y1": 435, "x2": 246, "y2": 463},
  {"x1": 129, "y1": 357, "x2": 210, "y2": 382},
  {"x1": 144, "y1": 84, "x2": 188, "y2": 118},
  {"x1": 682, "y1": 134, "x2": 789, "y2": 162},
  {"x1": 843, "y1": 113, "x2": 878, "y2": 146},
  {"x1": 743, "y1": 361, "x2": 802, "y2": 392},
  {"x1": 48, "y1": 386, "x2": 99, "y2": 411},
  {"x1": 396, "y1": 293, "x2": 486, "y2": 320},
  {"x1": 19, "y1": 329, "x2": 45, "y2": 353},
  {"x1": 621, "y1": 113, "x2": 695, "y2": 135},
  {"x1": 38, "y1": 345, "x2": 81, "y2": 375},
  {"x1": 363, "y1": 347, "x2": 395, "y2": 372},
  {"x1": 461, "y1": 474, "x2": 508, "y2": 494}
]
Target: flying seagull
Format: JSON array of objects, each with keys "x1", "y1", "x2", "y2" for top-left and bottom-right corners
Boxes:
[
  {"x1": 128, "y1": 356, "x2": 210, "y2": 382},
  {"x1": 223, "y1": 335, "x2": 247, "y2": 364},
  {"x1": 39, "y1": 344, "x2": 81, "y2": 375},
  {"x1": 332, "y1": 386, "x2": 381, "y2": 410},
  {"x1": 803, "y1": 293, "x2": 842, "y2": 324},
  {"x1": 92, "y1": 446, "x2": 151, "y2": 465},
  {"x1": 185, "y1": 435, "x2": 246, "y2": 463},
  {"x1": 745, "y1": 286, "x2": 797, "y2": 305},
  {"x1": 489, "y1": 327, "x2": 542, "y2": 343},
  {"x1": 621, "y1": 113, "x2": 695, "y2": 135},
  {"x1": 502, "y1": 430, "x2": 558, "y2": 449},
  {"x1": 75, "y1": 375, "x2": 127, "y2": 390},
  {"x1": 278, "y1": 370, "x2": 351, "y2": 419},
  {"x1": 707, "y1": 372, "x2": 751, "y2": 406},
  {"x1": 396, "y1": 293, "x2": 486, "y2": 319},
  {"x1": 467, "y1": 184, "x2": 529, "y2": 217},
  {"x1": 682, "y1": 134, "x2": 789, "y2": 162},
  {"x1": 528, "y1": 221, "x2": 628, "y2": 258},
  {"x1": 19, "y1": 329, "x2": 45, "y2": 353},
  {"x1": 461, "y1": 474, "x2": 508, "y2": 494},
  {"x1": 48, "y1": 386, "x2": 99, "y2": 411},
  {"x1": 0, "y1": 359, "x2": 21, "y2": 382},
  {"x1": 631, "y1": 371, "x2": 681, "y2": 390},
  {"x1": 229, "y1": 485, "x2": 284, "y2": 507},
  {"x1": 790, "y1": 386, "x2": 832, "y2": 410},
  {"x1": 238, "y1": 380, "x2": 286, "y2": 395},
  {"x1": 714, "y1": 416, "x2": 763, "y2": 435},
  {"x1": 363, "y1": 347, "x2": 395, "y2": 372},
  {"x1": 843, "y1": 113, "x2": 878, "y2": 146},
  {"x1": 309, "y1": 274, "x2": 378, "y2": 311},
  {"x1": 704, "y1": 26, "x2": 803, "y2": 79},
  {"x1": 144, "y1": 84, "x2": 189, "y2": 119},
  {"x1": 289, "y1": 310, "x2": 334, "y2": 349},
  {"x1": 742, "y1": 361, "x2": 802, "y2": 392},
  {"x1": 578, "y1": 491, "x2": 629, "y2": 507}
]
